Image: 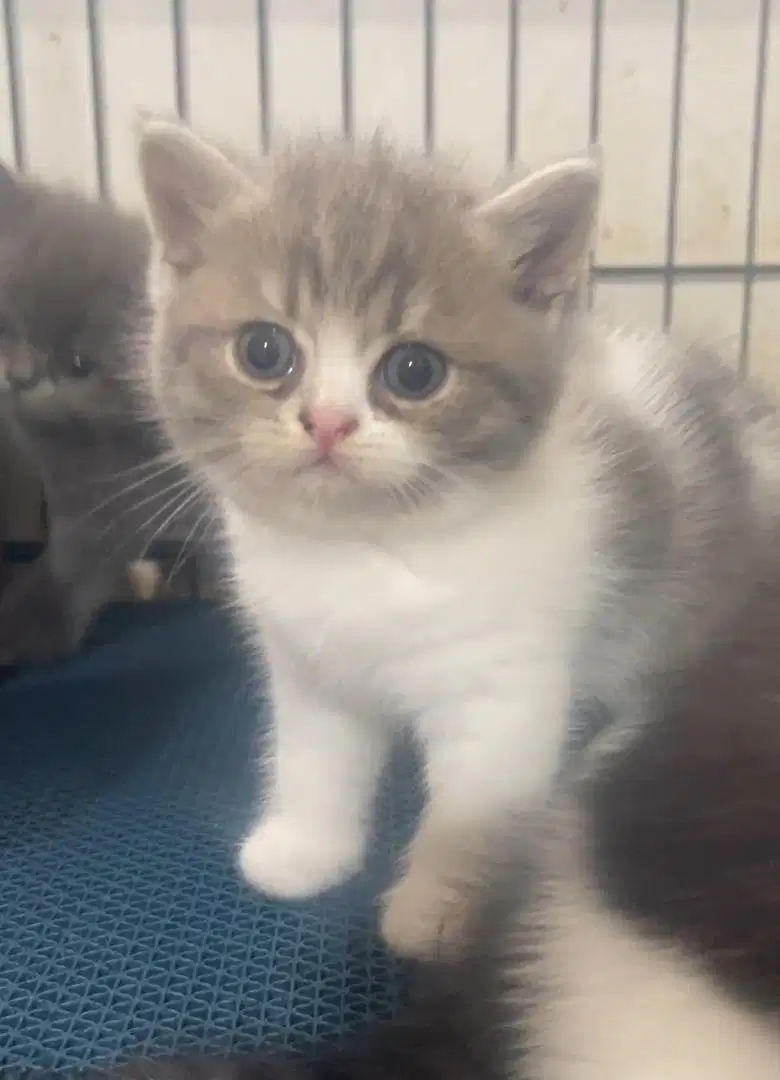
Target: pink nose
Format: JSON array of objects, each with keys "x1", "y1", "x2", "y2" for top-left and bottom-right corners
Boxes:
[{"x1": 299, "y1": 407, "x2": 359, "y2": 454}]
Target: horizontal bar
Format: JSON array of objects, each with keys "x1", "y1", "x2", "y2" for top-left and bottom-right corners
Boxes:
[{"x1": 593, "y1": 263, "x2": 780, "y2": 281}]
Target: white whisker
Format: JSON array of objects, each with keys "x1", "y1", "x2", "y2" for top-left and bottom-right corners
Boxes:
[
  {"x1": 138, "y1": 486, "x2": 206, "y2": 562},
  {"x1": 166, "y1": 503, "x2": 216, "y2": 586}
]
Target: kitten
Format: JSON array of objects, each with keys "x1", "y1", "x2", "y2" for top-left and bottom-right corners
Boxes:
[
  {"x1": 135, "y1": 118, "x2": 780, "y2": 959},
  {"x1": 82, "y1": 523, "x2": 780, "y2": 1080},
  {"x1": 0, "y1": 162, "x2": 210, "y2": 663}
]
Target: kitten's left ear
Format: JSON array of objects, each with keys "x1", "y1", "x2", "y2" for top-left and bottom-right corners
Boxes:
[
  {"x1": 474, "y1": 153, "x2": 601, "y2": 307},
  {"x1": 137, "y1": 116, "x2": 252, "y2": 276}
]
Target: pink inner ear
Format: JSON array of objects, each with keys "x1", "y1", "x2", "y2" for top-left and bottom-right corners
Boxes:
[
  {"x1": 166, "y1": 249, "x2": 197, "y2": 275},
  {"x1": 152, "y1": 187, "x2": 203, "y2": 275},
  {"x1": 164, "y1": 236, "x2": 201, "y2": 276}
]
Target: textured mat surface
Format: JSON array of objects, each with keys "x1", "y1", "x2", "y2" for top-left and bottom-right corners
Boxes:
[{"x1": 0, "y1": 602, "x2": 418, "y2": 1075}]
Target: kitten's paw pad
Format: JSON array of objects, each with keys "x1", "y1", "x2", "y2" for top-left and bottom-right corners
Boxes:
[
  {"x1": 238, "y1": 817, "x2": 363, "y2": 899},
  {"x1": 381, "y1": 870, "x2": 473, "y2": 960}
]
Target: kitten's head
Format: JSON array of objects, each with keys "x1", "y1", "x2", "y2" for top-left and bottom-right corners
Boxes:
[
  {"x1": 0, "y1": 162, "x2": 152, "y2": 431},
  {"x1": 137, "y1": 120, "x2": 600, "y2": 532}
]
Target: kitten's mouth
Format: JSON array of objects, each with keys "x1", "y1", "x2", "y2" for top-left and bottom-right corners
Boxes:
[{"x1": 294, "y1": 452, "x2": 350, "y2": 477}]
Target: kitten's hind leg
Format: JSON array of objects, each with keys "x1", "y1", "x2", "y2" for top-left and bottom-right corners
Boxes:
[{"x1": 239, "y1": 645, "x2": 389, "y2": 899}]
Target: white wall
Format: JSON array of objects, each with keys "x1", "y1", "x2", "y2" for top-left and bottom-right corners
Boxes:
[{"x1": 0, "y1": 1, "x2": 778, "y2": 375}]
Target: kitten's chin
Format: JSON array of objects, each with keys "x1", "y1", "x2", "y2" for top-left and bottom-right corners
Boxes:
[{"x1": 216, "y1": 461, "x2": 438, "y2": 533}]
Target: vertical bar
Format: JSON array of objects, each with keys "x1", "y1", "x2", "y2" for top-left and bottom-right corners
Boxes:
[
  {"x1": 267, "y1": 2, "x2": 341, "y2": 138},
  {"x1": 86, "y1": 0, "x2": 108, "y2": 198},
  {"x1": 352, "y1": 1, "x2": 425, "y2": 146},
  {"x1": 340, "y1": 0, "x2": 353, "y2": 137},
  {"x1": 739, "y1": 0, "x2": 771, "y2": 375},
  {"x1": 517, "y1": 0, "x2": 592, "y2": 166},
  {"x1": 597, "y1": 0, "x2": 677, "y2": 269},
  {"x1": 171, "y1": 0, "x2": 189, "y2": 120},
  {"x1": 746, "y1": 280, "x2": 780, "y2": 390},
  {"x1": 756, "y1": 1, "x2": 780, "y2": 266},
  {"x1": 257, "y1": 0, "x2": 271, "y2": 150},
  {"x1": 185, "y1": 1, "x2": 262, "y2": 152},
  {"x1": 506, "y1": 0, "x2": 519, "y2": 166},
  {"x1": 586, "y1": 0, "x2": 604, "y2": 309},
  {"x1": 588, "y1": 0, "x2": 603, "y2": 145},
  {"x1": 676, "y1": 0, "x2": 762, "y2": 267},
  {"x1": 423, "y1": 0, "x2": 435, "y2": 153},
  {"x1": 99, "y1": 0, "x2": 179, "y2": 209},
  {"x1": 662, "y1": 0, "x2": 687, "y2": 330},
  {"x1": 17, "y1": 2, "x2": 97, "y2": 190},
  {"x1": 436, "y1": 1, "x2": 510, "y2": 172},
  {"x1": 2, "y1": 0, "x2": 24, "y2": 170}
]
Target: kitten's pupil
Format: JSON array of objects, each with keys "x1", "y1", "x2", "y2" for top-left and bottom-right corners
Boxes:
[
  {"x1": 378, "y1": 343, "x2": 448, "y2": 401},
  {"x1": 236, "y1": 322, "x2": 299, "y2": 383}
]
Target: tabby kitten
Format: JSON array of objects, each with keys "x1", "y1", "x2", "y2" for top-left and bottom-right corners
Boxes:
[
  {"x1": 135, "y1": 118, "x2": 780, "y2": 959},
  {"x1": 0, "y1": 162, "x2": 208, "y2": 663},
  {"x1": 88, "y1": 524, "x2": 780, "y2": 1080}
]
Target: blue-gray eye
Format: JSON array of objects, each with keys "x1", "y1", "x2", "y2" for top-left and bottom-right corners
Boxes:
[
  {"x1": 377, "y1": 343, "x2": 448, "y2": 401},
  {"x1": 235, "y1": 322, "x2": 299, "y2": 382}
]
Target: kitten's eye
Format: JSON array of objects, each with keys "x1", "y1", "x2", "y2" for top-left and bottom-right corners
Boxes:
[
  {"x1": 69, "y1": 352, "x2": 96, "y2": 379},
  {"x1": 234, "y1": 322, "x2": 300, "y2": 384},
  {"x1": 376, "y1": 343, "x2": 448, "y2": 402}
]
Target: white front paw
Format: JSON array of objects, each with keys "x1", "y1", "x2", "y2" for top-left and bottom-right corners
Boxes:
[
  {"x1": 381, "y1": 867, "x2": 474, "y2": 959},
  {"x1": 238, "y1": 814, "x2": 365, "y2": 899}
]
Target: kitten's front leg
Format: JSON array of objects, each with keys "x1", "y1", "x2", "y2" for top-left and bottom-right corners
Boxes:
[
  {"x1": 239, "y1": 644, "x2": 389, "y2": 899},
  {"x1": 0, "y1": 543, "x2": 119, "y2": 665},
  {"x1": 382, "y1": 670, "x2": 570, "y2": 959}
]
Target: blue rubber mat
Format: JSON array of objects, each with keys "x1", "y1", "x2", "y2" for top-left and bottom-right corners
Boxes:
[{"x1": 0, "y1": 602, "x2": 417, "y2": 1075}]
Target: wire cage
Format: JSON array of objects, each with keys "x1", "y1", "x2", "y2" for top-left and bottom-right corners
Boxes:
[{"x1": 0, "y1": 0, "x2": 778, "y2": 589}]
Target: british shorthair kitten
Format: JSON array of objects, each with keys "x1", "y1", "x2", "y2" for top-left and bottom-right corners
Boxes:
[
  {"x1": 92, "y1": 521, "x2": 780, "y2": 1080},
  {"x1": 135, "y1": 118, "x2": 780, "y2": 959},
  {"x1": 0, "y1": 162, "x2": 209, "y2": 663}
]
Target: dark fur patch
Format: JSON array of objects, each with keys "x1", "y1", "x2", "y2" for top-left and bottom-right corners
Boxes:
[{"x1": 588, "y1": 562, "x2": 780, "y2": 1013}]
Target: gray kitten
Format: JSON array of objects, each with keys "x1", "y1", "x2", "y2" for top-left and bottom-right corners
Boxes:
[
  {"x1": 0, "y1": 163, "x2": 209, "y2": 664},
  {"x1": 135, "y1": 119, "x2": 780, "y2": 960}
]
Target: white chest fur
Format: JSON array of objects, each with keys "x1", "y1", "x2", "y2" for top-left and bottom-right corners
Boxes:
[{"x1": 221, "y1": 483, "x2": 591, "y2": 720}]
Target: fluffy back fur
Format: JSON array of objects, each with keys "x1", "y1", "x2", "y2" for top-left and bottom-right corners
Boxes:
[
  {"x1": 0, "y1": 163, "x2": 210, "y2": 662},
  {"x1": 135, "y1": 119, "x2": 780, "y2": 963}
]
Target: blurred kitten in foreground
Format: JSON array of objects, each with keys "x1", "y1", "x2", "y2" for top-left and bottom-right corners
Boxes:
[{"x1": 70, "y1": 519, "x2": 780, "y2": 1076}]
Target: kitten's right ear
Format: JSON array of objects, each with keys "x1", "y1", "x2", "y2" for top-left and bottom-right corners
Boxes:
[
  {"x1": 137, "y1": 116, "x2": 251, "y2": 276},
  {"x1": 474, "y1": 153, "x2": 601, "y2": 308}
]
